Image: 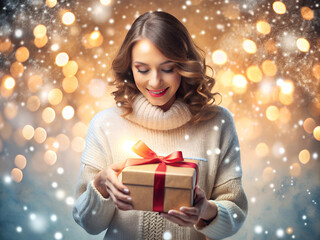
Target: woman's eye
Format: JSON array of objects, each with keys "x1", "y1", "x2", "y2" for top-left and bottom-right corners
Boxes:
[
  {"x1": 137, "y1": 69, "x2": 149, "y2": 74},
  {"x1": 162, "y1": 68, "x2": 174, "y2": 73}
]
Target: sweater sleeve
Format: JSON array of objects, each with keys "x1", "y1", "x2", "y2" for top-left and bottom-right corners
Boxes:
[
  {"x1": 72, "y1": 112, "x2": 116, "y2": 235},
  {"x1": 72, "y1": 164, "x2": 116, "y2": 235},
  {"x1": 194, "y1": 107, "x2": 248, "y2": 239}
]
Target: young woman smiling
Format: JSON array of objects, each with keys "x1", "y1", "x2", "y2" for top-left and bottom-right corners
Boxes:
[{"x1": 73, "y1": 11, "x2": 248, "y2": 240}]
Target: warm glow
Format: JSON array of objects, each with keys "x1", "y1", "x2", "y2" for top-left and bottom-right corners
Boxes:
[
  {"x1": 42, "y1": 107, "x2": 56, "y2": 124},
  {"x1": 62, "y1": 12, "x2": 76, "y2": 25},
  {"x1": 62, "y1": 105, "x2": 75, "y2": 120},
  {"x1": 286, "y1": 227, "x2": 293, "y2": 235},
  {"x1": 246, "y1": 66, "x2": 263, "y2": 83},
  {"x1": 0, "y1": 38, "x2": 12, "y2": 53},
  {"x1": 22, "y1": 125, "x2": 35, "y2": 140},
  {"x1": 273, "y1": 1, "x2": 286, "y2": 14},
  {"x1": 46, "y1": 0, "x2": 57, "y2": 8},
  {"x1": 14, "y1": 155, "x2": 27, "y2": 170},
  {"x1": 303, "y1": 118, "x2": 316, "y2": 134},
  {"x1": 28, "y1": 75, "x2": 43, "y2": 92},
  {"x1": 10, "y1": 61, "x2": 24, "y2": 78},
  {"x1": 44, "y1": 150, "x2": 57, "y2": 165},
  {"x1": 55, "y1": 52, "x2": 69, "y2": 67},
  {"x1": 296, "y1": 38, "x2": 310, "y2": 52},
  {"x1": 266, "y1": 105, "x2": 280, "y2": 121},
  {"x1": 261, "y1": 60, "x2": 277, "y2": 77},
  {"x1": 11, "y1": 168, "x2": 23, "y2": 183},
  {"x1": 255, "y1": 142, "x2": 269, "y2": 158},
  {"x1": 256, "y1": 21, "x2": 271, "y2": 35},
  {"x1": 299, "y1": 149, "x2": 310, "y2": 164},
  {"x1": 242, "y1": 39, "x2": 257, "y2": 54},
  {"x1": 48, "y1": 88, "x2": 63, "y2": 105},
  {"x1": 301, "y1": 6, "x2": 314, "y2": 20},
  {"x1": 72, "y1": 122, "x2": 88, "y2": 138},
  {"x1": 33, "y1": 24, "x2": 47, "y2": 38},
  {"x1": 62, "y1": 76, "x2": 78, "y2": 93},
  {"x1": 34, "y1": 127, "x2": 47, "y2": 144},
  {"x1": 15, "y1": 46, "x2": 30, "y2": 62},
  {"x1": 212, "y1": 50, "x2": 228, "y2": 65},
  {"x1": 62, "y1": 60, "x2": 78, "y2": 77},
  {"x1": 290, "y1": 163, "x2": 301, "y2": 177},
  {"x1": 3, "y1": 76, "x2": 15, "y2": 90},
  {"x1": 27, "y1": 96, "x2": 41, "y2": 112},
  {"x1": 219, "y1": 70, "x2": 234, "y2": 87},
  {"x1": 314, "y1": 126, "x2": 320, "y2": 141},
  {"x1": 123, "y1": 140, "x2": 136, "y2": 154},
  {"x1": 100, "y1": 0, "x2": 112, "y2": 5}
]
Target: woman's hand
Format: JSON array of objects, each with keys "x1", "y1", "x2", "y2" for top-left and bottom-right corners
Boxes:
[
  {"x1": 160, "y1": 186, "x2": 217, "y2": 227},
  {"x1": 93, "y1": 162, "x2": 133, "y2": 211}
]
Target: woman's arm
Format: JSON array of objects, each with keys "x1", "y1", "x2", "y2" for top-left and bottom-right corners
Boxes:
[{"x1": 72, "y1": 164, "x2": 117, "y2": 235}]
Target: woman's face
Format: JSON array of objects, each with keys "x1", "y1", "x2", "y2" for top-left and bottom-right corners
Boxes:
[{"x1": 131, "y1": 39, "x2": 181, "y2": 112}]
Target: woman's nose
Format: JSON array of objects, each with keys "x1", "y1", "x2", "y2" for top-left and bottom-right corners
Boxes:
[{"x1": 149, "y1": 70, "x2": 162, "y2": 88}]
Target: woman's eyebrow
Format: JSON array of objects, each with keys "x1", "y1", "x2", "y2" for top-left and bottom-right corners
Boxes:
[{"x1": 133, "y1": 60, "x2": 173, "y2": 66}]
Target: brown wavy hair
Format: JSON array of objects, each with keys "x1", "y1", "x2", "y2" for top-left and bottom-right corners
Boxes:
[{"x1": 110, "y1": 11, "x2": 221, "y2": 126}]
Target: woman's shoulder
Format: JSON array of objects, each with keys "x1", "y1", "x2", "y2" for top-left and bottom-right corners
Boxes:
[{"x1": 89, "y1": 105, "x2": 122, "y2": 127}]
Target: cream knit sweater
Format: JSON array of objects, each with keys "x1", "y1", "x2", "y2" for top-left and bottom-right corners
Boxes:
[{"x1": 72, "y1": 93, "x2": 248, "y2": 240}]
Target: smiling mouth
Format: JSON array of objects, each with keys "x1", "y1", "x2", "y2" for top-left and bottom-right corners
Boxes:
[{"x1": 147, "y1": 88, "x2": 168, "y2": 94}]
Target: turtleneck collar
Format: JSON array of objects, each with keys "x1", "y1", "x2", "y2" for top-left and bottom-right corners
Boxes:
[{"x1": 115, "y1": 93, "x2": 192, "y2": 131}]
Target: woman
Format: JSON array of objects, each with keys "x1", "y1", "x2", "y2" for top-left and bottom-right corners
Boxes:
[{"x1": 73, "y1": 11, "x2": 248, "y2": 240}]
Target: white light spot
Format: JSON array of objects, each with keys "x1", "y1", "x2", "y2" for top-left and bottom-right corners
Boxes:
[
  {"x1": 23, "y1": 206, "x2": 28, "y2": 211},
  {"x1": 312, "y1": 153, "x2": 318, "y2": 159},
  {"x1": 224, "y1": 158, "x2": 230, "y2": 164},
  {"x1": 235, "y1": 166, "x2": 241, "y2": 172},
  {"x1": 55, "y1": 189, "x2": 65, "y2": 200},
  {"x1": 233, "y1": 213, "x2": 238, "y2": 218},
  {"x1": 215, "y1": 148, "x2": 221, "y2": 155},
  {"x1": 51, "y1": 214, "x2": 57, "y2": 222},
  {"x1": 206, "y1": 149, "x2": 212, "y2": 155},
  {"x1": 185, "y1": 134, "x2": 189, "y2": 140},
  {"x1": 4, "y1": 175, "x2": 12, "y2": 184},
  {"x1": 66, "y1": 197, "x2": 74, "y2": 205},
  {"x1": 254, "y1": 225, "x2": 263, "y2": 234},
  {"x1": 92, "y1": 210, "x2": 96, "y2": 215},
  {"x1": 51, "y1": 44, "x2": 59, "y2": 51},
  {"x1": 213, "y1": 125, "x2": 219, "y2": 131},
  {"x1": 16, "y1": 226, "x2": 22, "y2": 232},
  {"x1": 57, "y1": 168, "x2": 64, "y2": 175},
  {"x1": 54, "y1": 232, "x2": 63, "y2": 240},
  {"x1": 52, "y1": 182, "x2": 58, "y2": 188},
  {"x1": 251, "y1": 197, "x2": 256, "y2": 203},
  {"x1": 276, "y1": 228, "x2": 285, "y2": 238},
  {"x1": 302, "y1": 215, "x2": 307, "y2": 220},
  {"x1": 163, "y1": 230, "x2": 172, "y2": 240},
  {"x1": 15, "y1": 29, "x2": 23, "y2": 38}
]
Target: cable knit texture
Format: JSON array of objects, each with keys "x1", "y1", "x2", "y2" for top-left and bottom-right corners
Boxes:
[{"x1": 72, "y1": 93, "x2": 248, "y2": 240}]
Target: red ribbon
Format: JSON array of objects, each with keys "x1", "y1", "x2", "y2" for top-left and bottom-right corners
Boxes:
[{"x1": 121, "y1": 140, "x2": 198, "y2": 212}]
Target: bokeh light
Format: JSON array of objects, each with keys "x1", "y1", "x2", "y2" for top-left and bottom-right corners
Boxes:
[
  {"x1": 62, "y1": 12, "x2": 76, "y2": 26},
  {"x1": 256, "y1": 20, "x2": 271, "y2": 35},
  {"x1": 273, "y1": 1, "x2": 286, "y2": 14},
  {"x1": 14, "y1": 155, "x2": 27, "y2": 170},
  {"x1": 242, "y1": 39, "x2": 257, "y2": 54},
  {"x1": 296, "y1": 38, "x2": 310, "y2": 52},
  {"x1": 15, "y1": 46, "x2": 30, "y2": 62},
  {"x1": 33, "y1": 24, "x2": 47, "y2": 38},
  {"x1": 212, "y1": 50, "x2": 228, "y2": 65},
  {"x1": 55, "y1": 52, "x2": 69, "y2": 67},
  {"x1": 11, "y1": 168, "x2": 23, "y2": 183}
]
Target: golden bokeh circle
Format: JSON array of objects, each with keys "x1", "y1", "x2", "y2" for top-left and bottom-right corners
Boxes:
[
  {"x1": 303, "y1": 118, "x2": 316, "y2": 134},
  {"x1": 62, "y1": 76, "x2": 78, "y2": 93},
  {"x1": 15, "y1": 46, "x2": 30, "y2": 62},
  {"x1": 27, "y1": 96, "x2": 41, "y2": 112},
  {"x1": 22, "y1": 125, "x2": 35, "y2": 140},
  {"x1": 14, "y1": 154, "x2": 27, "y2": 170},
  {"x1": 44, "y1": 150, "x2": 57, "y2": 166},
  {"x1": 255, "y1": 142, "x2": 269, "y2": 158},
  {"x1": 11, "y1": 168, "x2": 23, "y2": 183},
  {"x1": 34, "y1": 127, "x2": 47, "y2": 144},
  {"x1": 299, "y1": 149, "x2": 310, "y2": 164}
]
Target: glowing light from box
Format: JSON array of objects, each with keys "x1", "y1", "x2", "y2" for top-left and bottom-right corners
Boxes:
[{"x1": 122, "y1": 140, "x2": 135, "y2": 154}]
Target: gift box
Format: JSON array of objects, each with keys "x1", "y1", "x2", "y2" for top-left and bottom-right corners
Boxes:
[{"x1": 121, "y1": 158, "x2": 199, "y2": 212}]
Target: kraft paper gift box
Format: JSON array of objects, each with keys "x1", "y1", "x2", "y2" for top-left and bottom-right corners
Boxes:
[{"x1": 121, "y1": 159, "x2": 199, "y2": 212}]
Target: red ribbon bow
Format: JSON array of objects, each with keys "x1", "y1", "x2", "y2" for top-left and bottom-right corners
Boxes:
[{"x1": 121, "y1": 140, "x2": 198, "y2": 212}]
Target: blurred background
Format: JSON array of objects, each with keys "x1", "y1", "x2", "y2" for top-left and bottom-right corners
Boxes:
[{"x1": 0, "y1": 0, "x2": 320, "y2": 239}]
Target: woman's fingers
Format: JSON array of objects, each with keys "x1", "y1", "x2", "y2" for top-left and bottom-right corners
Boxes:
[
  {"x1": 179, "y1": 206, "x2": 199, "y2": 216},
  {"x1": 160, "y1": 213, "x2": 194, "y2": 227},
  {"x1": 107, "y1": 168, "x2": 130, "y2": 194},
  {"x1": 167, "y1": 210, "x2": 199, "y2": 223},
  {"x1": 106, "y1": 186, "x2": 133, "y2": 210}
]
